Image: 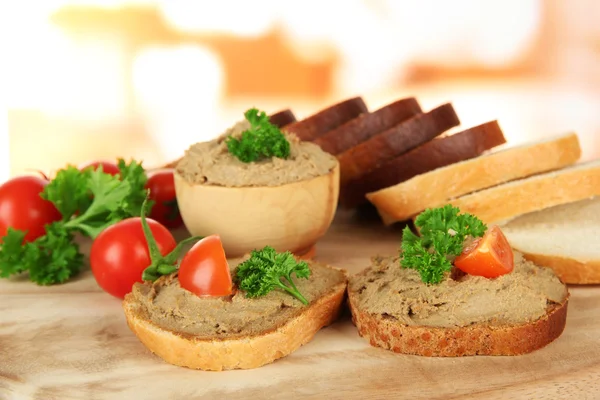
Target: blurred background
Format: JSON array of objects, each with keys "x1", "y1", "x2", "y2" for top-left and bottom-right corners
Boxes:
[{"x1": 1, "y1": 0, "x2": 600, "y2": 180}]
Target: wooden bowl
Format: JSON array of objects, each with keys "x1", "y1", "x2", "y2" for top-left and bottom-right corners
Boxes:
[{"x1": 174, "y1": 163, "x2": 340, "y2": 257}]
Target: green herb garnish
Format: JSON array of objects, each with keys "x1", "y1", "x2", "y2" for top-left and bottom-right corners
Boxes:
[
  {"x1": 235, "y1": 246, "x2": 311, "y2": 305},
  {"x1": 0, "y1": 161, "x2": 150, "y2": 285},
  {"x1": 401, "y1": 205, "x2": 487, "y2": 284},
  {"x1": 140, "y1": 194, "x2": 203, "y2": 282},
  {"x1": 226, "y1": 108, "x2": 291, "y2": 163}
]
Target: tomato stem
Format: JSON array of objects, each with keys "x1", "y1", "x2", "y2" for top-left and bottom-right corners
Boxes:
[
  {"x1": 140, "y1": 193, "x2": 164, "y2": 264},
  {"x1": 139, "y1": 192, "x2": 203, "y2": 281}
]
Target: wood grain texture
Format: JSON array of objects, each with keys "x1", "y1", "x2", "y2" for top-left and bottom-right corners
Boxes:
[{"x1": 1, "y1": 211, "x2": 600, "y2": 400}]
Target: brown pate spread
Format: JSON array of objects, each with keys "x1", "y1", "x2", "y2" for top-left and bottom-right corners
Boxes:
[
  {"x1": 131, "y1": 261, "x2": 346, "y2": 339},
  {"x1": 349, "y1": 251, "x2": 567, "y2": 328},
  {"x1": 176, "y1": 119, "x2": 337, "y2": 187}
]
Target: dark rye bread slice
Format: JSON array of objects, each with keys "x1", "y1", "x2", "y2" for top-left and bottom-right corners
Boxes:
[
  {"x1": 340, "y1": 121, "x2": 506, "y2": 208},
  {"x1": 283, "y1": 97, "x2": 368, "y2": 141},
  {"x1": 312, "y1": 97, "x2": 422, "y2": 155},
  {"x1": 348, "y1": 289, "x2": 568, "y2": 356},
  {"x1": 337, "y1": 103, "x2": 460, "y2": 186},
  {"x1": 269, "y1": 109, "x2": 297, "y2": 127}
]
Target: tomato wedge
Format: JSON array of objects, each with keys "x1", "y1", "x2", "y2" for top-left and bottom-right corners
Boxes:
[
  {"x1": 454, "y1": 225, "x2": 514, "y2": 278},
  {"x1": 178, "y1": 235, "x2": 233, "y2": 297}
]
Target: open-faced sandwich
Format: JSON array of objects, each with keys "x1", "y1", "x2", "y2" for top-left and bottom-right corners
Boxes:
[
  {"x1": 123, "y1": 206, "x2": 347, "y2": 371},
  {"x1": 348, "y1": 205, "x2": 569, "y2": 356},
  {"x1": 174, "y1": 108, "x2": 340, "y2": 258}
]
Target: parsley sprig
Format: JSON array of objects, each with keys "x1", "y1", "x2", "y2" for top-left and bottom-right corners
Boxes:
[
  {"x1": 401, "y1": 205, "x2": 487, "y2": 284},
  {"x1": 235, "y1": 246, "x2": 311, "y2": 305},
  {"x1": 226, "y1": 108, "x2": 291, "y2": 163},
  {"x1": 0, "y1": 160, "x2": 150, "y2": 285}
]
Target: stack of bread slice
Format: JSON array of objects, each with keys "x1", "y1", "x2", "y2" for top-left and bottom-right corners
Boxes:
[{"x1": 280, "y1": 96, "x2": 511, "y2": 208}]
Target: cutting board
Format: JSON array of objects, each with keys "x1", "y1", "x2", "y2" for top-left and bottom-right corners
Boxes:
[{"x1": 1, "y1": 210, "x2": 600, "y2": 400}]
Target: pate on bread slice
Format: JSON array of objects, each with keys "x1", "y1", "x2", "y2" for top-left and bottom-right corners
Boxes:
[
  {"x1": 348, "y1": 254, "x2": 568, "y2": 356},
  {"x1": 347, "y1": 205, "x2": 569, "y2": 357},
  {"x1": 124, "y1": 255, "x2": 347, "y2": 371}
]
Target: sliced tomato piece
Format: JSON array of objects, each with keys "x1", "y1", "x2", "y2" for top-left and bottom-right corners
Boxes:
[
  {"x1": 454, "y1": 225, "x2": 514, "y2": 278},
  {"x1": 178, "y1": 235, "x2": 233, "y2": 297}
]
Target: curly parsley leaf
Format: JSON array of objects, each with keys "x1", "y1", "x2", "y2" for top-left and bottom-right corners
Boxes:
[
  {"x1": 0, "y1": 159, "x2": 151, "y2": 285},
  {"x1": 41, "y1": 166, "x2": 93, "y2": 219},
  {"x1": 235, "y1": 246, "x2": 311, "y2": 305},
  {"x1": 401, "y1": 205, "x2": 487, "y2": 284},
  {"x1": 114, "y1": 158, "x2": 150, "y2": 219},
  {"x1": 66, "y1": 168, "x2": 133, "y2": 238},
  {"x1": 0, "y1": 224, "x2": 84, "y2": 285},
  {"x1": 0, "y1": 229, "x2": 29, "y2": 278},
  {"x1": 226, "y1": 108, "x2": 291, "y2": 163},
  {"x1": 26, "y1": 222, "x2": 84, "y2": 285}
]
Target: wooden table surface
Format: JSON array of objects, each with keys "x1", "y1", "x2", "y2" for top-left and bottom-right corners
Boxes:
[{"x1": 1, "y1": 210, "x2": 600, "y2": 400}]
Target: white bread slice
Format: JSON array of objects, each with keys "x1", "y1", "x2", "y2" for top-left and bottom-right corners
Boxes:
[
  {"x1": 501, "y1": 196, "x2": 600, "y2": 284},
  {"x1": 123, "y1": 265, "x2": 347, "y2": 371},
  {"x1": 419, "y1": 158, "x2": 600, "y2": 225},
  {"x1": 367, "y1": 133, "x2": 581, "y2": 225}
]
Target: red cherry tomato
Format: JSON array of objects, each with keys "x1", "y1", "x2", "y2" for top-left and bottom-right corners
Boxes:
[
  {"x1": 90, "y1": 217, "x2": 177, "y2": 298},
  {"x1": 79, "y1": 160, "x2": 120, "y2": 176},
  {"x1": 179, "y1": 235, "x2": 233, "y2": 297},
  {"x1": 454, "y1": 225, "x2": 514, "y2": 278},
  {"x1": 145, "y1": 169, "x2": 183, "y2": 229},
  {"x1": 0, "y1": 176, "x2": 62, "y2": 243}
]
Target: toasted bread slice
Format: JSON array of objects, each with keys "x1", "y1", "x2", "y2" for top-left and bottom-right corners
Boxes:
[
  {"x1": 368, "y1": 133, "x2": 581, "y2": 224},
  {"x1": 501, "y1": 196, "x2": 600, "y2": 284},
  {"x1": 268, "y1": 108, "x2": 297, "y2": 127},
  {"x1": 337, "y1": 103, "x2": 460, "y2": 186},
  {"x1": 123, "y1": 264, "x2": 347, "y2": 371},
  {"x1": 312, "y1": 97, "x2": 422, "y2": 155},
  {"x1": 348, "y1": 292, "x2": 568, "y2": 356},
  {"x1": 341, "y1": 121, "x2": 506, "y2": 208},
  {"x1": 347, "y1": 255, "x2": 569, "y2": 357},
  {"x1": 283, "y1": 97, "x2": 368, "y2": 141},
  {"x1": 440, "y1": 159, "x2": 600, "y2": 225}
]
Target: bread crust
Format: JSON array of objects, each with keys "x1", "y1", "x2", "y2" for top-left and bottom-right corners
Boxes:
[
  {"x1": 283, "y1": 97, "x2": 368, "y2": 141},
  {"x1": 367, "y1": 133, "x2": 581, "y2": 224},
  {"x1": 341, "y1": 121, "x2": 506, "y2": 208},
  {"x1": 444, "y1": 161, "x2": 600, "y2": 225},
  {"x1": 123, "y1": 271, "x2": 348, "y2": 371},
  {"x1": 348, "y1": 286, "x2": 569, "y2": 357},
  {"x1": 337, "y1": 103, "x2": 459, "y2": 186},
  {"x1": 268, "y1": 109, "x2": 297, "y2": 127},
  {"x1": 312, "y1": 98, "x2": 422, "y2": 155},
  {"x1": 518, "y1": 253, "x2": 600, "y2": 284}
]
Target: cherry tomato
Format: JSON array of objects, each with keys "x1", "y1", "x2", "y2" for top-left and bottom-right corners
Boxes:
[
  {"x1": 0, "y1": 176, "x2": 62, "y2": 243},
  {"x1": 79, "y1": 160, "x2": 120, "y2": 176},
  {"x1": 454, "y1": 225, "x2": 514, "y2": 278},
  {"x1": 179, "y1": 235, "x2": 233, "y2": 297},
  {"x1": 145, "y1": 169, "x2": 183, "y2": 229},
  {"x1": 90, "y1": 217, "x2": 177, "y2": 298}
]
